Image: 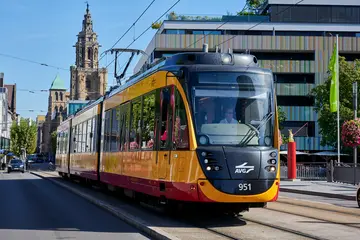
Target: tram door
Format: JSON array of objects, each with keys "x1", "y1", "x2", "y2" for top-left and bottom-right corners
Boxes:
[{"x1": 157, "y1": 87, "x2": 173, "y2": 179}]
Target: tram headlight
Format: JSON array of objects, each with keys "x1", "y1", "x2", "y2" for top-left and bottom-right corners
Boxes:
[
  {"x1": 206, "y1": 166, "x2": 212, "y2": 171},
  {"x1": 204, "y1": 159, "x2": 209, "y2": 164},
  {"x1": 214, "y1": 166, "x2": 220, "y2": 171},
  {"x1": 270, "y1": 151, "x2": 277, "y2": 158},
  {"x1": 221, "y1": 54, "x2": 232, "y2": 64},
  {"x1": 265, "y1": 166, "x2": 276, "y2": 172},
  {"x1": 268, "y1": 159, "x2": 277, "y2": 165},
  {"x1": 199, "y1": 135, "x2": 209, "y2": 145},
  {"x1": 201, "y1": 152, "x2": 207, "y2": 157}
]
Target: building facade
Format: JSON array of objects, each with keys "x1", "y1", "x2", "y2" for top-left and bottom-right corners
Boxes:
[
  {"x1": 41, "y1": 75, "x2": 70, "y2": 153},
  {"x1": 134, "y1": 0, "x2": 360, "y2": 152},
  {"x1": 0, "y1": 73, "x2": 17, "y2": 152},
  {"x1": 41, "y1": 5, "x2": 108, "y2": 154},
  {"x1": 70, "y1": 5, "x2": 108, "y2": 101}
]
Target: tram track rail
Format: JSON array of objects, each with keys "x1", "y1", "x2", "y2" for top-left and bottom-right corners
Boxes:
[{"x1": 31, "y1": 171, "x2": 360, "y2": 240}]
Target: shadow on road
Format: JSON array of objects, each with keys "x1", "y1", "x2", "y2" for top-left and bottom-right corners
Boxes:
[{"x1": 0, "y1": 172, "x2": 147, "y2": 233}]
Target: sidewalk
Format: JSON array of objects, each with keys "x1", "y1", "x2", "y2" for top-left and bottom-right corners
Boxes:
[{"x1": 280, "y1": 180, "x2": 358, "y2": 200}]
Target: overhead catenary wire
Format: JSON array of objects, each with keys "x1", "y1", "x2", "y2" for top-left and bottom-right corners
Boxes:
[
  {"x1": 98, "y1": 0, "x2": 156, "y2": 64},
  {"x1": 105, "y1": 0, "x2": 181, "y2": 69}
]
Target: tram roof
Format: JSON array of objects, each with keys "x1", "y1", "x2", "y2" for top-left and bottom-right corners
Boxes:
[
  {"x1": 67, "y1": 52, "x2": 272, "y2": 118},
  {"x1": 106, "y1": 52, "x2": 271, "y2": 98}
]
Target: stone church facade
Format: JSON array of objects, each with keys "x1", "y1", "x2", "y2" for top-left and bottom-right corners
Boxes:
[{"x1": 41, "y1": 5, "x2": 108, "y2": 154}]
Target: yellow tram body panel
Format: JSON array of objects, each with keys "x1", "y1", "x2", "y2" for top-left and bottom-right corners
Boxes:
[{"x1": 99, "y1": 70, "x2": 279, "y2": 203}]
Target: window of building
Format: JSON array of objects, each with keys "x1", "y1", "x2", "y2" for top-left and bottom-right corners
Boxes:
[
  {"x1": 88, "y1": 48, "x2": 92, "y2": 60},
  {"x1": 249, "y1": 51, "x2": 315, "y2": 61},
  {"x1": 59, "y1": 106, "x2": 64, "y2": 113},
  {"x1": 172, "y1": 88, "x2": 189, "y2": 149},
  {"x1": 55, "y1": 92, "x2": 59, "y2": 101},
  {"x1": 164, "y1": 29, "x2": 185, "y2": 34},
  {"x1": 129, "y1": 98, "x2": 142, "y2": 150},
  {"x1": 54, "y1": 106, "x2": 58, "y2": 113},
  {"x1": 275, "y1": 73, "x2": 315, "y2": 84},
  {"x1": 60, "y1": 92, "x2": 63, "y2": 101},
  {"x1": 280, "y1": 121, "x2": 315, "y2": 137},
  {"x1": 86, "y1": 77, "x2": 91, "y2": 89},
  {"x1": 141, "y1": 92, "x2": 156, "y2": 150},
  {"x1": 277, "y1": 96, "x2": 314, "y2": 106}
]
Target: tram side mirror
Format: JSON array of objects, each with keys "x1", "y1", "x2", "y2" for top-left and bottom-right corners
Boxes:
[{"x1": 90, "y1": 133, "x2": 93, "y2": 138}]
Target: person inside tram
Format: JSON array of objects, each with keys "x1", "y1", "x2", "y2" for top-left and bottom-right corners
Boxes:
[{"x1": 219, "y1": 107, "x2": 238, "y2": 124}]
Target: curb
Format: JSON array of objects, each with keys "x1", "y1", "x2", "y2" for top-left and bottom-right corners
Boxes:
[
  {"x1": 30, "y1": 171, "x2": 180, "y2": 240},
  {"x1": 280, "y1": 187, "x2": 356, "y2": 201}
]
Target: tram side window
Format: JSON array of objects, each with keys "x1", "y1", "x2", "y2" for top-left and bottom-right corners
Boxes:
[
  {"x1": 141, "y1": 92, "x2": 156, "y2": 150},
  {"x1": 111, "y1": 107, "x2": 120, "y2": 151},
  {"x1": 77, "y1": 124, "x2": 82, "y2": 153},
  {"x1": 72, "y1": 127, "x2": 76, "y2": 153},
  {"x1": 173, "y1": 89, "x2": 189, "y2": 150},
  {"x1": 160, "y1": 88, "x2": 170, "y2": 150},
  {"x1": 129, "y1": 98, "x2": 142, "y2": 150},
  {"x1": 92, "y1": 117, "x2": 97, "y2": 152},
  {"x1": 104, "y1": 110, "x2": 111, "y2": 152},
  {"x1": 115, "y1": 106, "x2": 121, "y2": 151},
  {"x1": 64, "y1": 130, "x2": 69, "y2": 154},
  {"x1": 120, "y1": 103, "x2": 130, "y2": 151},
  {"x1": 87, "y1": 119, "x2": 92, "y2": 152},
  {"x1": 82, "y1": 121, "x2": 87, "y2": 153}
]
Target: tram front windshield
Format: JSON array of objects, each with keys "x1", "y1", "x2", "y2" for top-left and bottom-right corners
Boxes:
[{"x1": 193, "y1": 72, "x2": 275, "y2": 147}]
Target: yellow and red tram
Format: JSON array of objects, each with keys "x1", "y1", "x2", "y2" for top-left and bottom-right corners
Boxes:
[{"x1": 56, "y1": 51, "x2": 281, "y2": 212}]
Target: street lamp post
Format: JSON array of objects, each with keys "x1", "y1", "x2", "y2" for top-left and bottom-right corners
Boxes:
[{"x1": 353, "y1": 81, "x2": 358, "y2": 185}]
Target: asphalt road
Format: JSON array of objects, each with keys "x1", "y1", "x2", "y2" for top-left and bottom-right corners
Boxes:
[{"x1": 0, "y1": 171, "x2": 150, "y2": 240}]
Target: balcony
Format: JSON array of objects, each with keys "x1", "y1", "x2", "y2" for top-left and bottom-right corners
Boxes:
[{"x1": 165, "y1": 13, "x2": 269, "y2": 23}]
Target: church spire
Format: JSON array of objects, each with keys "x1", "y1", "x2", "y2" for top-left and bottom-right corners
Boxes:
[
  {"x1": 74, "y1": 3, "x2": 100, "y2": 69},
  {"x1": 82, "y1": 2, "x2": 93, "y2": 33}
]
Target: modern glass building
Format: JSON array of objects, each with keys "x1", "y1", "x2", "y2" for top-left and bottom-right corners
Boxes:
[{"x1": 134, "y1": 0, "x2": 360, "y2": 152}]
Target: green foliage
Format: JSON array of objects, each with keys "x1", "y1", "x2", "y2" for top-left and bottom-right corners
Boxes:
[
  {"x1": 247, "y1": 0, "x2": 266, "y2": 8},
  {"x1": 277, "y1": 106, "x2": 289, "y2": 145},
  {"x1": 278, "y1": 106, "x2": 286, "y2": 130},
  {"x1": 151, "y1": 21, "x2": 162, "y2": 29},
  {"x1": 51, "y1": 131, "x2": 57, "y2": 154},
  {"x1": 10, "y1": 118, "x2": 37, "y2": 156},
  {"x1": 310, "y1": 57, "x2": 360, "y2": 150}
]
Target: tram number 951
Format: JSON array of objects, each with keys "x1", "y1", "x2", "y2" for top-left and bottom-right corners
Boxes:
[{"x1": 238, "y1": 183, "x2": 252, "y2": 191}]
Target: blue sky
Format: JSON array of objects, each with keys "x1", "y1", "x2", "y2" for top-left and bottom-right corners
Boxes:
[{"x1": 0, "y1": 0, "x2": 245, "y2": 120}]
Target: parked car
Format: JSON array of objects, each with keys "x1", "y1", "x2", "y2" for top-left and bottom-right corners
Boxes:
[{"x1": 7, "y1": 159, "x2": 25, "y2": 173}]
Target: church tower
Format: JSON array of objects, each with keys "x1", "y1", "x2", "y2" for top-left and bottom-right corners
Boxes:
[{"x1": 70, "y1": 4, "x2": 107, "y2": 100}]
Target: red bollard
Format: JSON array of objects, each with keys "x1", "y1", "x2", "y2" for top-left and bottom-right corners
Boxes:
[{"x1": 287, "y1": 141, "x2": 297, "y2": 179}]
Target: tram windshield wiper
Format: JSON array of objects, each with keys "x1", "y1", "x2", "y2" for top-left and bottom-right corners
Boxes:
[{"x1": 239, "y1": 111, "x2": 275, "y2": 147}]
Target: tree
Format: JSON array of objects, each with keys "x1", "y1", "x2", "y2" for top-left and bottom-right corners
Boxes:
[
  {"x1": 278, "y1": 106, "x2": 286, "y2": 130},
  {"x1": 311, "y1": 56, "x2": 360, "y2": 150},
  {"x1": 10, "y1": 118, "x2": 37, "y2": 156},
  {"x1": 51, "y1": 131, "x2": 57, "y2": 154},
  {"x1": 151, "y1": 21, "x2": 162, "y2": 29},
  {"x1": 277, "y1": 106, "x2": 288, "y2": 144},
  {"x1": 238, "y1": 0, "x2": 267, "y2": 15}
]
